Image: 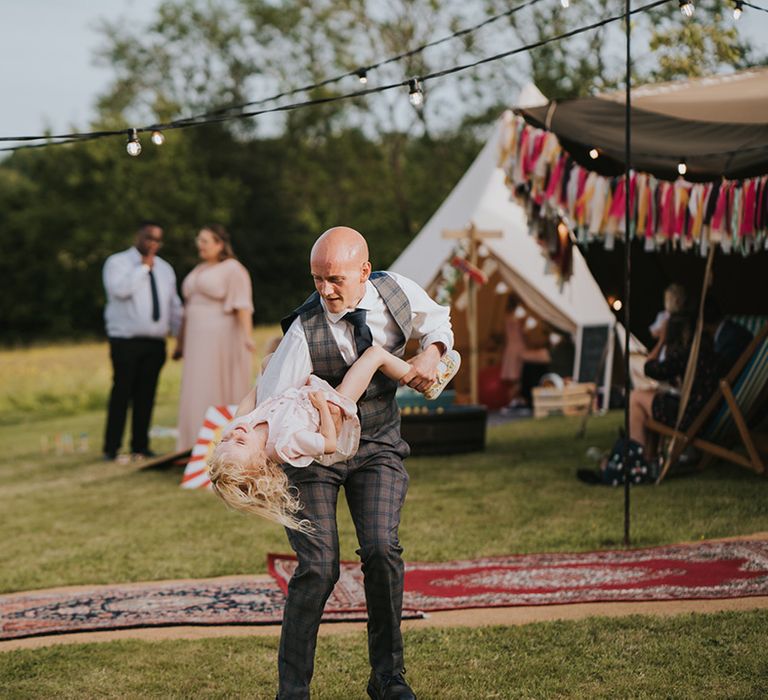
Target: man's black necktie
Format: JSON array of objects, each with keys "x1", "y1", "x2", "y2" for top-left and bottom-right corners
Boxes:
[
  {"x1": 148, "y1": 269, "x2": 160, "y2": 322},
  {"x1": 343, "y1": 308, "x2": 373, "y2": 357}
]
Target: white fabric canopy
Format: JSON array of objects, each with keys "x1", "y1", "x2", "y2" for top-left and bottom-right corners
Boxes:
[
  {"x1": 391, "y1": 112, "x2": 616, "y2": 403},
  {"x1": 391, "y1": 113, "x2": 615, "y2": 335}
]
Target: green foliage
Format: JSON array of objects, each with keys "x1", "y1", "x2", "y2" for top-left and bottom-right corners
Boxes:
[
  {"x1": 0, "y1": 0, "x2": 757, "y2": 339},
  {"x1": 648, "y1": 1, "x2": 750, "y2": 81},
  {"x1": 0, "y1": 124, "x2": 479, "y2": 338},
  {"x1": 0, "y1": 127, "x2": 246, "y2": 339},
  {"x1": 486, "y1": 0, "x2": 753, "y2": 100}
]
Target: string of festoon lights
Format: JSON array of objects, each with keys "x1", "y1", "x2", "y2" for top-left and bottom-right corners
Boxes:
[
  {"x1": 3, "y1": 0, "x2": 756, "y2": 156},
  {"x1": 0, "y1": 0, "x2": 550, "y2": 151},
  {"x1": 173, "y1": 0, "x2": 547, "y2": 127}
]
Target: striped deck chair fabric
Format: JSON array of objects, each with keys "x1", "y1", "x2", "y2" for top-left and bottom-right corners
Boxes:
[
  {"x1": 706, "y1": 316, "x2": 768, "y2": 442},
  {"x1": 650, "y1": 315, "x2": 768, "y2": 480}
]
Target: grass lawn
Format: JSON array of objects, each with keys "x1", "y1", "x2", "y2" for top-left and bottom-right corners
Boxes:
[
  {"x1": 3, "y1": 614, "x2": 768, "y2": 698},
  {"x1": 1, "y1": 336, "x2": 768, "y2": 697}
]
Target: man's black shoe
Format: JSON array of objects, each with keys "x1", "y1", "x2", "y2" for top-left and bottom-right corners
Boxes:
[
  {"x1": 103, "y1": 452, "x2": 117, "y2": 462},
  {"x1": 367, "y1": 671, "x2": 416, "y2": 700}
]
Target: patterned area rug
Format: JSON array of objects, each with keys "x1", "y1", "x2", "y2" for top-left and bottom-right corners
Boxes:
[
  {"x1": 0, "y1": 577, "x2": 422, "y2": 641},
  {"x1": 4, "y1": 541, "x2": 767, "y2": 641},
  {"x1": 270, "y1": 540, "x2": 768, "y2": 611}
]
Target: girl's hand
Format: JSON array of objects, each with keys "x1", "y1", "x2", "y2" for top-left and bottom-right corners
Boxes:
[{"x1": 309, "y1": 392, "x2": 328, "y2": 412}]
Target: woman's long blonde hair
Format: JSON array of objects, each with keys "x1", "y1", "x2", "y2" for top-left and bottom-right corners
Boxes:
[{"x1": 207, "y1": 447, "x2": 313, "y2": 533}]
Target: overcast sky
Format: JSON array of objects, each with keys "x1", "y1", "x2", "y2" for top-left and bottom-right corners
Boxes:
[{"x1": 1, "y1": 0, "x2": 766, "y2": 147}]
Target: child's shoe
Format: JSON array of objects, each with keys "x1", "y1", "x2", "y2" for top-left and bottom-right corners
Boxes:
[{"x1": 424, "y1": 350, "x2": 462, "y2": 400}]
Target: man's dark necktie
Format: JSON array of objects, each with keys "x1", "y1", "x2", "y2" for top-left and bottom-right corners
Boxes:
[
  {"x1": 148, "y1": 269, "x2": 160, "y2": 322},
  {"x1": 343, "y1": 308, "x2": 373, "y2": 357}
]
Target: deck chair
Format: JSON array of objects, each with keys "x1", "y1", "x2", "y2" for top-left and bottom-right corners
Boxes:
[{"x1": 647, "y1": 317, "x2": 768, "y2": 481}]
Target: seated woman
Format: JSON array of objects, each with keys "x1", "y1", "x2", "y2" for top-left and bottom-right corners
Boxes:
[
  {"x1": 629, "y1": 311, "x2": 720, "y2": 454},
  {"x1": 579, "y1": 312, "x2": 719, "y2": 486}
]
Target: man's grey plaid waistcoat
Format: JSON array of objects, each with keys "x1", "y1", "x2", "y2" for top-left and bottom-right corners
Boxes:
[{"x1": 280, "y1": 272, "x2": 412, "y2": 446}]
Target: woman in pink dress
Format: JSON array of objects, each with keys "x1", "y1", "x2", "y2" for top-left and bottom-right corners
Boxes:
[{"x1": 174, "y1": 225, "x2": 254, "y2": 450}]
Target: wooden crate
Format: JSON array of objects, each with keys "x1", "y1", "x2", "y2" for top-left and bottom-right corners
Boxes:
[{"x1": 532, "y1": 382, "x2": 596, "y2": 419}]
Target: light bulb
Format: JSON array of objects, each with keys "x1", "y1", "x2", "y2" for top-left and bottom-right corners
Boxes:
[
  {"x1": 612, "y1": 299, "x2": 623, "y2": 311},
  {"x1": 408, "y1": 78, "x2": 424, "y2": 108},
  {"x1": 589, "y1": 148, "x2": 599, "y2": 160},
  {"x1": 733, "y1": 0, "x2": 743, "y2": 18},
  {"x1": 677, "y1": 161, "x2": 687, "y2": 176},
  {"x1": 679, "y1": 0, "x2": 695, "y2": 17},
  {"x1": 126, "y1": 128, "x2": 142, "y2": 157},
  {"x1": 560, "y1": 0, "x2": 570, "y2": 7},
  {"x1": 150, "y1": 130, "x2": 165, "y2": 146},
  {"x1": 356, "y1": 69, "x2": 368, "y2": 84}
]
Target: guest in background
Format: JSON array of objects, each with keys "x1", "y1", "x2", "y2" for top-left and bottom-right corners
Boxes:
[
  {"x1": 500, "y1": 295, "x2": 551, "y2": 408},
  {"x1": 630, "y1": 311, "x2": 719, "y2": 452},
  {"x1": 499, "y1": 296, "x2": 527, "y2": 407},
  {"x1": 648, "y1": 283, "x2": 687, "y2": 350},
  {"x1": 102, "y1": 221, "x2": 183, "y2": 461},
  {"x1": 520, "y1": 316, "x2": 552, "y2": 407},
  {"x1": 174, "y1": 225, "x2": 254, "y2": 451}
]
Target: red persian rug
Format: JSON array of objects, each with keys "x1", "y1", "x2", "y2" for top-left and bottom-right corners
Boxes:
[
  {"x1": 269, "y1": 540, "x2": 768, "y2": 612},
  {"x1": 0, "y1": 578, "x2": 423, "y2": 641}
]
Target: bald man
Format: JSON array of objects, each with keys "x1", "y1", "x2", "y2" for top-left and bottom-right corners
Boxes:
[{"x1": 259, "y1": 227, "x2": 453, "y2": 700}]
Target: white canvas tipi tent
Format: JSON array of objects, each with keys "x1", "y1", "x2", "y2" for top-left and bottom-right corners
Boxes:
[{"x1": 390, "y1": 111, "x2": 616, "y2": 407}]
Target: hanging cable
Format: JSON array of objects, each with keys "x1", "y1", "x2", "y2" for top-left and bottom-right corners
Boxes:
[
  {"x1": 0, "y1": 0, "x2": 674, "y2": 152},
  {"x1": 742, "y1": 0, "x2": 768, "y2": 12},
  {"x1": 166, "y1": 0, "x2": 545, "y2": 128}
]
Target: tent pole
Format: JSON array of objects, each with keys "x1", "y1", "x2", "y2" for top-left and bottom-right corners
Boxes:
[
  {"x1": 468, "y1": 230, "x2": 479, "y2": 404},
  {"x1": 622, "y1": 0, "x2": 632, "y2": 547}
]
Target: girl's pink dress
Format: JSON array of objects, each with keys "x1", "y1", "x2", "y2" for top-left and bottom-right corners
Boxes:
[{"x1": 233, "y1": 376, "x2": 361, "y2": 467}]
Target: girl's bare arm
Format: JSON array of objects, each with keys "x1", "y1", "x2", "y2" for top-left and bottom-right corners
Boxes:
[
  {"x1": 234, "y1": 387, "x2": 257, "y2": 417},
  {"x1": 310, "y1": 392, "x2": 337, "y2": 454}
]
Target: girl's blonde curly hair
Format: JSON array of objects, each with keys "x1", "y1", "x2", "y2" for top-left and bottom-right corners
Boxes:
[{"x1": 207, "y1": 445, "x2": 313, "y2": 533}]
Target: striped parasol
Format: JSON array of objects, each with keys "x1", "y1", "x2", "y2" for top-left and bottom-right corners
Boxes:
[{"x1": 180, "y1": 405, "x2": 237, "y2": 489}]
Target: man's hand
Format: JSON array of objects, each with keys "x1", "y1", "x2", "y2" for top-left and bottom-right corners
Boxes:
[{"x1": 400, "y1": 344, "x2": 442, "y2": 393}]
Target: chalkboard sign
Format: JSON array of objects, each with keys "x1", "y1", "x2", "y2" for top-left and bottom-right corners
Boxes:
[{"x1": 576, "y1": 325, "x2": 610, "y2": 383}]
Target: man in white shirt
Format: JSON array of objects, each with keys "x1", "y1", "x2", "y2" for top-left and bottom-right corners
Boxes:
[
  {"x1": 102, "y1": 221, "x2": 183, "y2": 460},
  {"x1": 263, "y1": 227, "x2": 453, "y2": 700}
]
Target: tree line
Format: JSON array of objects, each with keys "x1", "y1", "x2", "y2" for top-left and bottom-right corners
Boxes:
[{"x1": 0, "y1": 0, "x2": 756, "y2": 341}]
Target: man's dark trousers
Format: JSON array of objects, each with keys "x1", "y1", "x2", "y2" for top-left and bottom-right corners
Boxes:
[
  {"x1": 278, "y1": 446, "x2": 409, "y2": 700},
  {"x1": 103, "y1": 337, "x2": 166, "y2": 455}
]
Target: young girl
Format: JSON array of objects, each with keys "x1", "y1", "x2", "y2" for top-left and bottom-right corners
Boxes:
[{"x1": 208, "y1": 345, "x2": 461, "y2": 531}]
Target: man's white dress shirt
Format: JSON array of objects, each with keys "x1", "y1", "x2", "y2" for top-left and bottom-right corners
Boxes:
[
  {"x1": 103, "y1": 247, "x2": 183, "y2": 339},
  {"x1": 257, "y1": 272, "x2": 453, "y2": 404}
]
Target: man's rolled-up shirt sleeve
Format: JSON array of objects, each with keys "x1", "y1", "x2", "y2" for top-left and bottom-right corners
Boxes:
[
  {"x1": 256, "y1": 318, "x2": 313, "y2": 405},
  {"x1": 390, "y1": 272, "x2": 453, "y2": 354}
]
